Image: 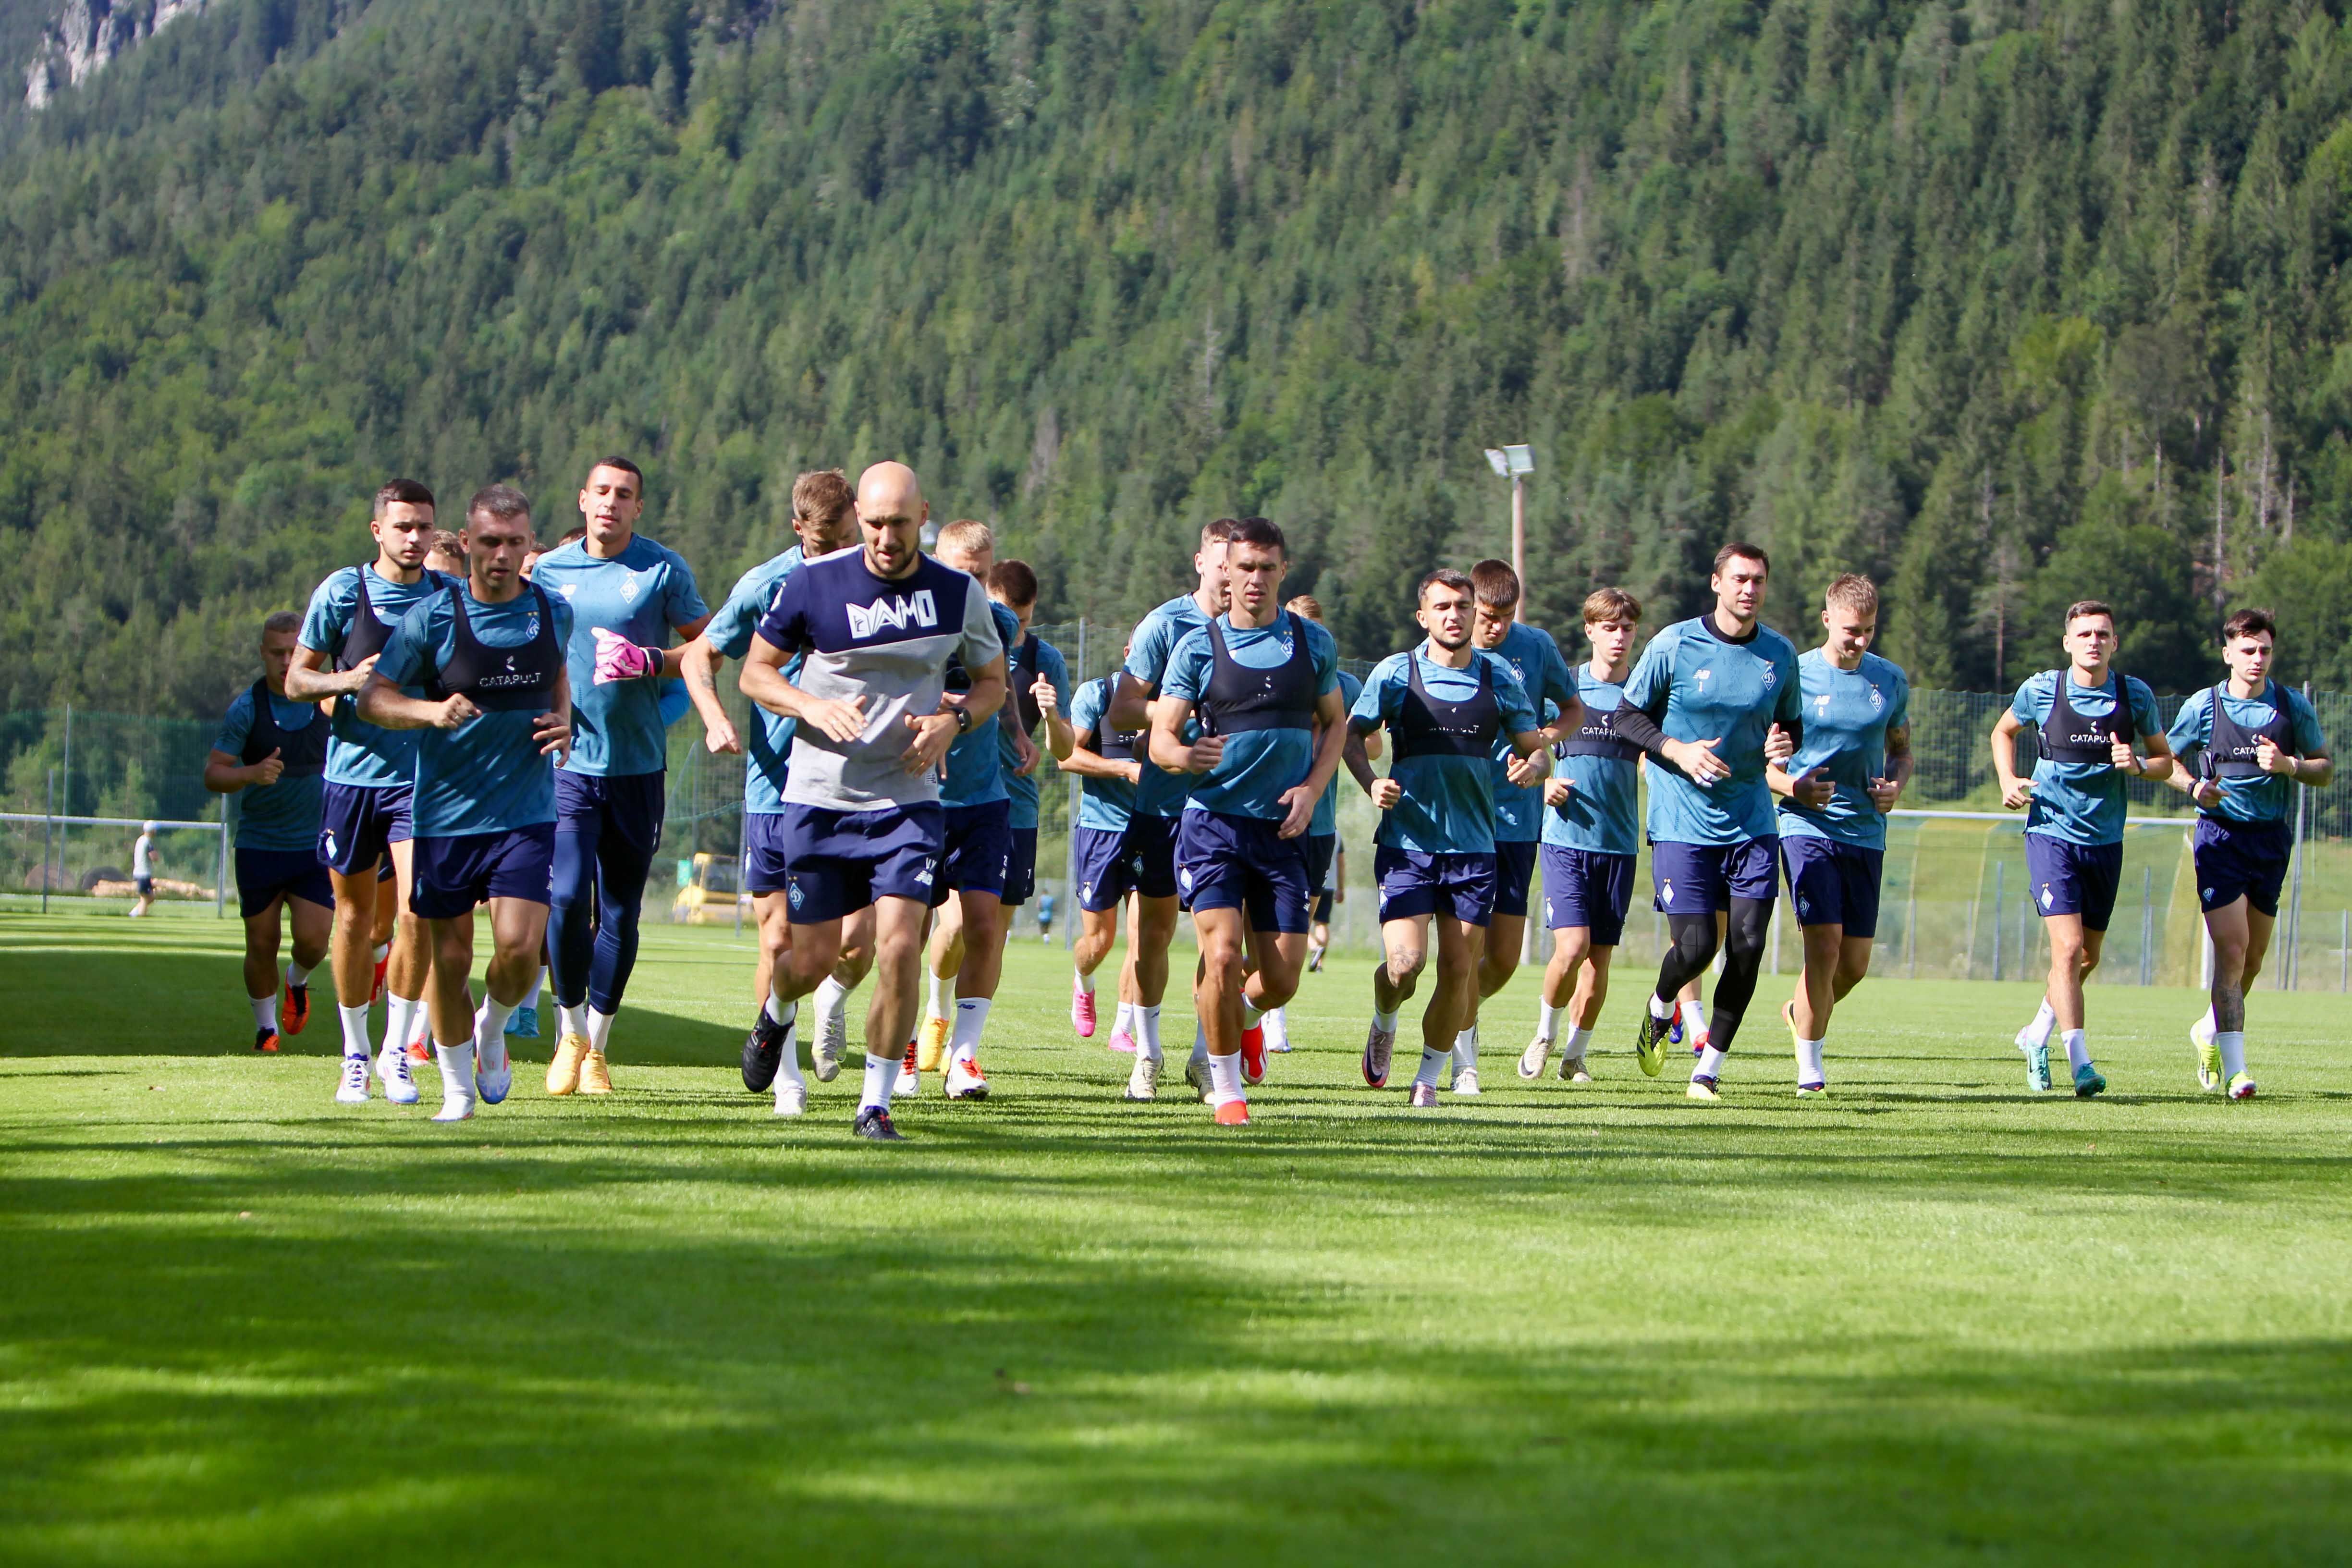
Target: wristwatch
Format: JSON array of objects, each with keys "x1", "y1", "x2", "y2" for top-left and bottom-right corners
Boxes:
[{"x1": 954, "y1": 706, "x2": 973, "y2": 734}]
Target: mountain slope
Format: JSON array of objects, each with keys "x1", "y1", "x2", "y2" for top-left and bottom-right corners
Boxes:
[{"x1": 4, "y1": 0, "x2": 2352, "y2": 719}]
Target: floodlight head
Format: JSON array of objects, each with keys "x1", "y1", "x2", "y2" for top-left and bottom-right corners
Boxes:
[
  {"x1": 1504, "y1": 444, "x2": 1535, "y2": 476},
  {"x1": 1484, "y1": 449, "x2": 1509, "y2": 478}
]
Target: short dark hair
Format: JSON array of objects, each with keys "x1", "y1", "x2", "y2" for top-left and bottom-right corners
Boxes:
[
  {"x1": 556, "y1": 526, "x2": 586, "y2": 546},
  {"x1": 1420, "y1": 567, "x2": 1475, "y2": 603},
  {"x1": 261, "y1": 610, "x2": 302, "y2": 640},
  {"x1": 2222, "y1": 607, "x2": 2276, "y2": 643},
  {"x1": 467, "y1": 484, "x2": 533, "y2": 529},
  {"x1": 1468, "y1": 559, "x2": 1519, "y2": 609},
  {"x1": 372, "y1": 478, "x2": 435, "y2": 520},
  {"x1": 1713, "y1": 541, "x2": 1770, "y2": 574},
  {"x1": 2065, "y1": 599, "x2": 2115, "y2": 628},
  {"x1": 588, "y1": 455, "x2": 644, "y2": 490},
  {"x1": 1228, "y1": 516, "x2": 1286, "y2": 555},
  {"x1": 987, "y1": 559, "x2": 1039, "y2": 607}
]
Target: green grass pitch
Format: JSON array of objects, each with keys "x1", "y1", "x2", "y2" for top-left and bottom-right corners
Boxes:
[{"x1": 3, "y1": 907, "x2": 2349, "y2": 1565}]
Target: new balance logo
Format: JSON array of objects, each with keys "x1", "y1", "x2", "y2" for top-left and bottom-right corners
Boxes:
[{"x1": 846, "y1": 590, "x2": 939, "y2": 639}]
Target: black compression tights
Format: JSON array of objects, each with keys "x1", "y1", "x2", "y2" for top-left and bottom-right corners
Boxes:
[{"x1": 1652, "y1": 898, "x2": 1774, "y2": 1054}]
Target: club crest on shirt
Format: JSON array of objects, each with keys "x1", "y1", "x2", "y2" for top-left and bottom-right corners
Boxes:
[
  {"x1": 1869, "y1": 686, "x2": 1885, "y2": 711},
  {"x1": 1761, "y1": 667, "x2": 1776, "y2": 690},
  {"x1": 525, "y1": 613, "x2": 539, "y2": 640}
]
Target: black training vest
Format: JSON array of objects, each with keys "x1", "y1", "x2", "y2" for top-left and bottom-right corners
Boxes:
[
  {"x1": 1011, "y1": 632, "x2": 1042, "y2": 733},
  {"x1": 1394, "y1": 651, "x2": 1503, "y2": 759},
  {"x1": 2201, "y1": 683, "x2": 2295, "y2": 779},
  {"x1": 424, "y1": 582, "x2": 564, "y2": 711},
  {"x1": 1556, "y1": 695, "x2": 1642, "y2": 763},
  {"x1": 1087, "y1": 677, "x2": 1146, "y2": 761},
  {"x1": 1198, "y1": 613, "x2": 1319, "y2": 737},
  {"x1": 2036, "y1": 671, "x2": 2131, "y2": 765},
  {"x1": 339, "y1": 567, "x2": 402, "y2": 672},
  {"x1": 240, "y1": 680, "x2": 328, "y2": 776}
]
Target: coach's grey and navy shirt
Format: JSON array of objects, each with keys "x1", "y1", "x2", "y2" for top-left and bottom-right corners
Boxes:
[{"x1": 752, "y1": 549, "x2": 1004, "y2": 812}]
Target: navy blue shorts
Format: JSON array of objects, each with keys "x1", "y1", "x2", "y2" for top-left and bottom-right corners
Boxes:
[
  {"x1": 1541, "y1": 845, "x2": 1635, "y2": 946},
  {"x1": 409, "y1": 824, "x2": 555, "y2": 919},
  {"x1": 930, "y1": 799, "x2": 1013, "y2": 907},
  {"x1": 1313, "y1": 889, "x2": 1334, "y2": 924},
  {"x1": 1003, "y1": 825, "x2": 1040, "y2": 907},
  {"x1": 2192, "y1": 816, "x2": 2290, "y2": 917},
  {"x1": 319, "y1": 781, "x2": 413, "y2": 877},
  {"x1": 235, "y1": 846, "x2": 334, "y2": 919},
  {"x1": 555, "y1": 768, "x2": 665, "y2": 883},
  {"x1": 1304, "y1": 833, "x2": 1339, "y2": 926},
  {"x1": 134, "y1": 875, "x2": 154, "y2": 896},
  {"x1": 744, "y1": 811, "x2": 790, "y2": 896},
  {"x1": 2024, "y1": 833, "x2": 2123, "y2": 931},
  {"x1": 1374, "y1": 846, "x2": 1499, "y2": 927},
  {"x1": 1780, "y1": 836, "x2": 1885, "y2": 939},
  {"x1": 1074, "y1": 824, "x2": 1140, "y2": 912},
  {"x1": 1176, "y1": 809, "x2": 1311, "y2": 934},
  {"x1": 1492, "y1": 838, "x2": 1540, "y2": 920},
  {"x1": 1652, "y1": 837, "x2": 1779, "y2": 914},
  {"x1": 782, "y1": 802, "x2": 944, "y2": 924},
  {"x1": 1126, "y1": 813, "x2": 1183, "y2": 901}
]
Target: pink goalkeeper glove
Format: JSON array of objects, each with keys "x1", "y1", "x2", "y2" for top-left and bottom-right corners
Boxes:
[{"x1": 592, "y1": 627, "x2": 662, "y2": 684}]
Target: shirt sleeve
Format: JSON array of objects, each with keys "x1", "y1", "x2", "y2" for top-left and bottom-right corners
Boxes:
[
  {"x1": 957, "y1": 582, "x2": 1006, "y2": 672},
  {"x1": 298, "y1": 570, "x2": 352, "y2": 657},
  {"x1": 707, "y1": 568, "x2": 771, "y2": 661},
  {"x1": 1774, "y1": 645, "x2": 1805, "y2": 729},
  {"x1": 213, "y1": 690, "x2": 254, "y2": 756},
  {"x1": 1885, "y1": 669, "x2": 1911, "y2": 733},
  {"x1": 375, "y1": 600, "x2": 439, "y2": 689},
  {"x1": 550, "y1": 595, "x2": 576, "y2": 653},
  {"x1": 1160, "y1": 628, "x2": 1212, "y2": 704},
  {"x1": 1124, "y1": 612, "x2": 1172, "y2": 689},
  {"x1": 2292, "y1": 691, "x2": 2328, "y2": 755},
  {"x1": 1310, "y1": 622, "x2": 1338, "y2": 696},
  {"x1": 754, "y1": 571, "x2": 810, "y2": 655},
  {"x1": 1348, "y1": 657, "x2": 1397, "y2": 731},
  {"x1": 2128, "y1": 678, "x2": 2164, "y2": 741},
  {"x1": 1069, "y1": 678, "x2": 1104, "y2": 741},
  {"x1": 2010, "y1": 674, "x2": 2046, "y2": 727},
  {"x1": 2164, "y1": 690, "x2": 2212, "y2": 755},
  {"x1": 1537, "y1": 631, "x2": 1577, "y2": 716},
  {"x1": 1621, "y1": 628, "x2": 1674, "y2": 715},
  {"x1": 663, "y1": 553, "x2": 710, "y2": 631}
]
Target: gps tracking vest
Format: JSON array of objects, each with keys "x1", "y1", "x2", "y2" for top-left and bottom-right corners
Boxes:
[
  {"x1": 425, "y1": 583, "x2": 563, "y2": 711},
  {"x1": 1198, "y1": 613, "x2": 1318, "y2": 736},
  {"x1": 1394, "y1": 651, "x2": 1502, "y2": 759},
  {"x1": 1556, "y1": 702, "x2": 1642, "y2": 763},
  {"x1": 239, "y1": 681, "x2": 328, "y2": 776},
  {"x1": 1012, "y1": 631, "x2": 1043, "y2": 733},
  {"x1": 2199, "y1": 683, "x2": 2294, "y2": 780},
  {"x1": 2035, "y1": 671, "x2": 2130, "y2": 765},
  {"x1": 337, "y1": 566, "x2": 428, "y2": 673}
]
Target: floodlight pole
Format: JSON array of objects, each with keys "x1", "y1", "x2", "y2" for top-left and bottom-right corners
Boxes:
[{"x1": 1511, "y1": 474, "x2": 1526, "y2": 588}]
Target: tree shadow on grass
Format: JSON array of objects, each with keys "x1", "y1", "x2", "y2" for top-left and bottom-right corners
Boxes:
[{"x1": 0, "y1": 1152, "x2": 2346, "y2": 1567}]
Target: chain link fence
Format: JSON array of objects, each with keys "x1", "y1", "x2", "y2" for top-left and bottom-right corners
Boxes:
[{"x1": 9, "y1": 648, "x2": 2350, "y2": 991}]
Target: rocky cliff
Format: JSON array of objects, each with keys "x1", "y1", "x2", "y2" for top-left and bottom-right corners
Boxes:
[{"x1": 23, "y1": 0, "x2": 208, "y2": 108}]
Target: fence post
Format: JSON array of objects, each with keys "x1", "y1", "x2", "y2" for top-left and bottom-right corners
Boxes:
[
  {"x1": 42, "y1": 769, "x2": 53, "y2": 915},
  {"x1": 215, "y1": 820, "x2": 228, "y2": 919},
  {"x1": 59, "y1": 703, "x2": 71, "y2": 882},
  {"x1": 1991, "y1": 860, "x2": 2003, "y2": 982},
  {"x1": 2139, "y1": 865, "x2": 2153, "y2": 986},
  {"x1": 1907, "y1": 879, "x2": 1916, "y2": 978},
  {"x1": 2286, "y1": 712, "x2": 2309, "y2": 991}
]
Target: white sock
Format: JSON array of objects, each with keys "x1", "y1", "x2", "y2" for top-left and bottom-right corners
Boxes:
[
  {"x1": 812, "y1": 975, "x2": 850, "y2": 1041},
  {"x1": 1242, "y1": 1000, "x2": 1264, "y2": 1031},
  {"x1": 434, "y1": 1039, "x2": 477, "y2": 1102},
  {"x1": 1563, "y1": 1025, "x2": 1592, "y2": 1061},
  {"x1": 1679, "y1": 998, "x2": 1707, "y2": 1031},
  {"x1": 408, "y1": 1000, "x2": 432, "y2": 1048},
  {"x1": 950, "y1": 996, "x2": 992, "y2": 1066},
  {"x1": 1536, "y1": 1003, "x2": 1563, "y2": 1043},
  {"x1": 765, "y1": 991, "x2": 794, "y2": 1028},
  {"x1": 1189, "y1": 1018, "x2": 1209, "y2": 1068},
  {"x1": 1796, "y1": 1037, "x2": 1826, "y2": 1085},
  {"x1": 859, "y1": 1048, "x2": 896, "y2": 1111},
  {"x1": 522, "y1": 965, "x2": 547, "y2": 1011},
  {"x1": 586, "y1": 1007, "x2": 615, "y2": 1056},
  {"x1": 2060, "y1": 1028, "x2": 2091, "y2": 1072},
  {"x1": 1695, "y1": 1045, "x2": 1727, "y2": 1079},
  {"x1": 1372, "y1": 1007, "x2": 1399, "y2": 1033},
  {"x1": 285, "y1": 958, "x2": 313, "y2": 988},
  {"x1": 1452, "y1": 1025, "x2": 1478, "y2": 1071},
  {"x1": 1139, "y1": 1004, "x2": 1164, "y2": 1062},
  {"x1": 2198, "y1": 1005, "x2": 2217, "y2": 1038},
  {"x1": 371, "y1": 942, "x2": 390, "y2": 966},
  {"x1": 1207, "y1": 1052, "x2": 1244, "y2": 1106},
  {"x1": 926, "y1": 968, "x2": 952, "y2": 1021},
  {"x1": 473, "y1": 997, "x2": 514, "y2": 1071},
  {"x1": 558, "y1": 1003, "x2": 590, "y2": 1042},
  {"x1": 383, "y1": 993, "x2": 422, "y2": 1057},
  {"x1": 1262, "y1": 1006, "x2": 1289, "y2": 1051},
  {"x1": 2021, "y1": 999, "x2": 2057, "y2": 1048},
  {"x1": 1075, "y1": 969, "x2": 1095, "y2": 996},
  {"x1": 251, "y1": 993, "x2": 278, "y2": 1032},
  {"x1": 337, "y1": 1003, "x2": 372, "y2": 1058},
  {"x1": 1649, "y1": 992, "x2": 1673, "y2": 1021},
  {"x1": 1413, "y1": 1047, "x2": 1446, "y2": 1089},
  {"x1": 1113, "y1": 999, "x2": 1137, "y2": 1040},
  {"x1": 770, "y1": 1000, "x2": 805, "y2": 1089},
  {"x1": 2216, "y1": 1029, "x2": 2248, "y2": 1078}
]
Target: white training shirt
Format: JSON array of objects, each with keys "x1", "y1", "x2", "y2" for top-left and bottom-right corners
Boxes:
[{"x1": 132, "y1": 833, "x2": 154, "y2": 877}]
